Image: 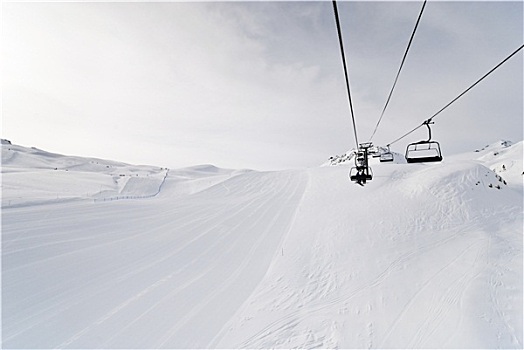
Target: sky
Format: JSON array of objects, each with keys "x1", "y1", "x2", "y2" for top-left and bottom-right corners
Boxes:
[{"x1": 2, "y1": 1, "x2": 523, "y2": 170}]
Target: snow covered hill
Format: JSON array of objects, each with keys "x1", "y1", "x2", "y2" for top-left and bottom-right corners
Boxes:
[
  {"x1": 1, "y1": 140, "x2": 168, "y2": 207},
  {"x1": 2, "y1": 140, "x2": 522, "y2": 348}
]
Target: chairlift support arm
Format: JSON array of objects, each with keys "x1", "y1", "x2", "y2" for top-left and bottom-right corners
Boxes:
[{"x1": 423, "y1": 119, "x2": 434, "y2": 142}]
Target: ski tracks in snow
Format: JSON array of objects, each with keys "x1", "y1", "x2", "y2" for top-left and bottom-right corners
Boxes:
[
  {"x1": 152, "y1": 171, "x2": 310, "y2": 348},
  {"x1": 2, "y1": 169, "x2": 310, "y2": 348},
  {"x1": 3, "y1": 161, "x2": 521, "y2": 348},
  {"x1": 379, "y1": 238, "x2": 487, "y2": 348},
  {"x1": 213, "y1": 164, "x2": 522, "y2": 349},
  {"x1": 226, "y1": 232, "x2": 484, "y2": 348}
]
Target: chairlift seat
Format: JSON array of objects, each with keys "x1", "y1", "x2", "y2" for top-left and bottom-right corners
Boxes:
[
  {"x1": 405, "y1": 141, "x2": 443, "y2": 163},
  {"x1": 349, "y1": 166, "x2": 373, "y2": 183},
  {"x1": 379, "y1": 152, "x2": 394, "y2": 162}
]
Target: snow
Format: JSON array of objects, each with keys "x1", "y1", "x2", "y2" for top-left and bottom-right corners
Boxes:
[
  {"x1": 2, "y1": 142, "x2": 168, "y2": 207},
  {"x1": 2, "y1": 140, "x2": 522, "y2": 348}
]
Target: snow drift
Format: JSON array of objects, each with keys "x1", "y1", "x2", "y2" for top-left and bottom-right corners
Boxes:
[{"x1": 2, "y1": 139, "x2": 522, "y2": 348}]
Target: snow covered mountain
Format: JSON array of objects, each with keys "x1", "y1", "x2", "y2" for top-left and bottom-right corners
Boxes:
[
  {"x1": 2, "y1": 139, "x2": 522, "y2": 348},
  {"x1": 2, "y1": 140, "x2": 168, "y2": 207}
]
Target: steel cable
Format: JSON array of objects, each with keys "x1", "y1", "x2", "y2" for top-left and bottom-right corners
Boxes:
[
  {"x1": 387, "y1": 43, "x2": 524, "y2": 147},
  {"x1": 369, "y1": 0, "x2": 427, "y2": 141},
  {"x1": 333, "y1": 0, "x2": 360, "y2": 149}
]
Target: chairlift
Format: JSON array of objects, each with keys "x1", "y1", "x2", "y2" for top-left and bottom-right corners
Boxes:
[
  {"x1": 356, "y1": 152, "x2": 365, "y2": 164},
  {"x1": 405, "y1": 120, "x2": 443, "y2": 163},
  {"x1": 405, "y1": 141, "x2": 442, "y2": 163},
  {"x1": 349, "y1": 143, "x2": 373, "y2": 185},
  {"x1": 349, "y1": 166, "x2": 373, "y2": 185},
  {"x1": 380, "y1": 145, "x2": 394, "y2": 162},
  {"x1": 370, "y1": 146, "x2": 381, "y2": 158},
  {"x1": 380, "y1": 152, "x2": 394, "y2": 162}
]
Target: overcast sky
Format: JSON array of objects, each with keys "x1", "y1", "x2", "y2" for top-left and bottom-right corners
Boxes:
[{"x1": 3, "y1": 1, "x2": 523, "y2": 170}]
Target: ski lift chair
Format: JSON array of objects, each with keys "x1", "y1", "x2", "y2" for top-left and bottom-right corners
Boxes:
[
  {"x1": 405, "y1": 141, "x2": 442, "y2": 163},
  {"x1": 405, "y1": 120, "x2": 443, "y2": 163},
  {"x1": 370, "y1": 147, "x2": 381, "y2": 158},
  {"x1": 356, "y1": 151, "x2": 365, "y2": 164},
  {"x1": 356, "y1": 143, "x2": 373, "y2": 163},
  {"x1": 380, "y1": 145, "x2": 394, "y2": 162},
  {"x1": 349, "y1": 166, "x2": 373, "y2": 184},
  {"x1": 349, "y1": 142, "x2": 373, "y2": 186},
  {"x1": 350, "y1": 143, "x2": 374, "y2": 185},
  {"x1": 380, "y1": 152, "x2": 394, "y2": 162}
]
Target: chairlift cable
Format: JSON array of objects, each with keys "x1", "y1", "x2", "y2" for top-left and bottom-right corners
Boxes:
[
  {"x1": 387, "y1": 43, "x2": 524, "y2": 147},
  {"x1": 426, "y1": 43, "x2": 524, "y2": 123},
  {"x1": 387, "y1": 123, "x2": 424, "y2": 147},
  {"x1": 332, "y1": 0, "x2": 360, "y2": 149},
  {"x1": 369, "y1": 0, "x2": 427, "y2": 142}
]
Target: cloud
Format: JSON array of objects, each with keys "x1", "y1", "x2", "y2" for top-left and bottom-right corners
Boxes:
[{"x1": 2, "y1": 1, "x2": 522, "y2": 169}]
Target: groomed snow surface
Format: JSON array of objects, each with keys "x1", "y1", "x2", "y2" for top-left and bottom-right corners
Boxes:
[{"x1": 2, "y1": 140, "x2": 522, "y2": 348}]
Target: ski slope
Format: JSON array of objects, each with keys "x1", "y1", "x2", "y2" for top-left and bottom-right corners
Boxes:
[{"x1": 2, "y1": 140, "x2": 522, "y2": 348}]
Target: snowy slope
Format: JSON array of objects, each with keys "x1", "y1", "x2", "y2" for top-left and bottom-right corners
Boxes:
[
  {"x1": 1, "y1": 141, "x2": 168, "y2": 207},
  {"x1": 2, "y1": 140, "x2": 522, "y2": 348}
]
